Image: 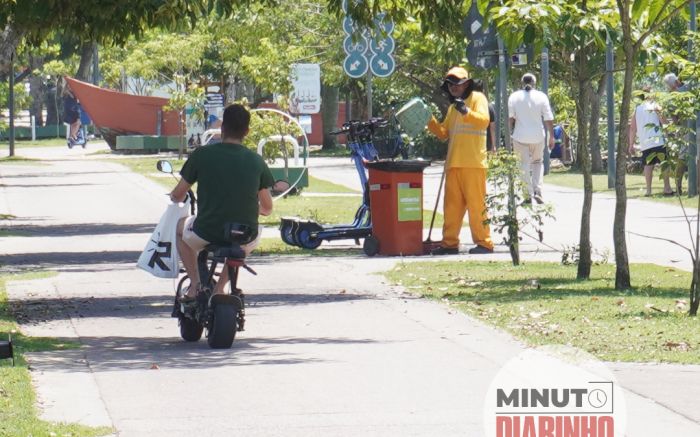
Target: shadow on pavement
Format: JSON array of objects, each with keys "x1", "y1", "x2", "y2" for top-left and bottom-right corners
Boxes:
[
  {"x1": 28, "y1": 334, "x2": 380, "y2": 371},
  {"x1": 0, "y1": 251, "x2": 143, "y2": 271},
  {"x1": 11, "y1": 292, "x2": 375, "y2": 324},
  {"x1": 0, "y1": 170, "x2": 121, "y2": 179},
  {"x1": 7, "y1": 223, "x2": 156, "y2": 236},
  {"x1": 0, "y1": 183, "x2": 104, "y2": 188}
]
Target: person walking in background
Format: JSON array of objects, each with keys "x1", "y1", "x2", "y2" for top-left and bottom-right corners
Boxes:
[
  {"x1": 663, "y1": 72, "x2": 690, "y2": 195},
  {"x1": 508, "y1": 73, "x2": 555, "y2": 204},
  {"x1": 550, "y1": 124, "x2": 569, "y2": 162},
  {"x1": 628, "y1": 87, "x2": 674, "y2": 197},
  {"x1": 427, "y1": 66, "x2": 494, "y2": 255},
  {"x1": 62, "y1": 86, "x2": 81, "y2": 146}
]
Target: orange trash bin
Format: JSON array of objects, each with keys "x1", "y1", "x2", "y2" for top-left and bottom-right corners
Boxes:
[{"x1": 365, "y1": 160, "x2": 431, "y2": 256}]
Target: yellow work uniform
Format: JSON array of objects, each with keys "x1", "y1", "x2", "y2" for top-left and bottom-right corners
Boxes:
[{"x1": 427, "y1": 91, "x2": 494, "y2": 250}]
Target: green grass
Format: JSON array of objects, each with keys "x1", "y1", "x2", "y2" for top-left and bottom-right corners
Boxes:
[
  {"x1": 87, "y1": 149, "x2": 112, "y2": 156},
  {"x1": 545, "y1": 168, "x2": 698, "y2": 205},
  {"x1": 308, "y1": 145, "x2": 349, "y2": 157},
  {"x1": 0, "y1": 156, "x2": 43, "y2": 165},
  {"x1": 304, "y1": 176, "x2": 358, "y2": 193},
  {"x1": 0, "y1": 271, "x2": 113, "y2": 436},
  {"x1": 108, "y1": 155, "x2": 186, "y2": 190},
  {"x1": 386, "y1": 261, "x2": 700, "y2": 364},
  {"x1": 0, "y1": 138, "x2": 68, "y2": 149},
  {"x1": 0, "y1": 229, "x2": 28, "y2": 237},
  {"x1": 111, "y1": 154, "x2": 444, "y2": 229}
]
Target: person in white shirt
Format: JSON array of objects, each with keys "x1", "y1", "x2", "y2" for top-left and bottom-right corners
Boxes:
[
  {"x1": 628, "y1": 88, "x2": 674, "y2": 197},
  {"x1": 508, "y1": 73, "x2": 555, "y2": 204}
]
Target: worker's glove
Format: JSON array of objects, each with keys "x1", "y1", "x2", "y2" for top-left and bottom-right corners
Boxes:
[{"x1": 454, "y1": 98, "x2": 468, "y2": 115}]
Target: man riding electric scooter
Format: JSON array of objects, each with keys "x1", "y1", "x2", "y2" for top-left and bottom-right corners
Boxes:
[{"x1": 169, "y1": 104, "x2": 274, "y2": 301}]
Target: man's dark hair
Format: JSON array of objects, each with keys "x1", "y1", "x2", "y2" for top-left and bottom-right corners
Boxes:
[{"x1": 221, "y1": 104, "x2": 250, "y2": 139}]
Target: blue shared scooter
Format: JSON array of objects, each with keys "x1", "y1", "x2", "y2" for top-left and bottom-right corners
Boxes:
[{"x1": 279, "y1": 117, "x2": 407, "y2": 254}]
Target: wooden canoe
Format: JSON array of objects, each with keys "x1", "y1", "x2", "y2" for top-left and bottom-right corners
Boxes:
[{"x1": 64, "y1": 77, "x2": 180, "y2": 149}]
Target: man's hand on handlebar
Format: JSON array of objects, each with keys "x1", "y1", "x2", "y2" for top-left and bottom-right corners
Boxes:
[{"x1": 170, "y1": 178, "x2": 192, "y2": 203}]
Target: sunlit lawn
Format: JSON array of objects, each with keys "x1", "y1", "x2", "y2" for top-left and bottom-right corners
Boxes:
[
  {"x1": 545, "y1": 167, "x2": 699, "y2": 206},
  {"x1": 386, "y1": 261, "x2": 699, "y2": 364}
]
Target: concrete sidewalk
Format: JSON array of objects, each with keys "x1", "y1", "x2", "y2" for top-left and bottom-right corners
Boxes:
[{"x1": 1, "y1": 146, "x2": 699, "y2": 436}]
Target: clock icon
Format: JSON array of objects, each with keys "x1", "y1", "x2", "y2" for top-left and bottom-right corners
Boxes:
[{"x1": 588, "y1": 389, "x2": 608, "y2": 408}]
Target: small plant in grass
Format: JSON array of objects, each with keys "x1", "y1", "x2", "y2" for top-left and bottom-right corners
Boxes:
[
  {"x1": 561, "y1": 244, "x2": 610, "y2": 266},
  {"x1": 486, "y1": 150, "x2": 554, "y2": 265}
]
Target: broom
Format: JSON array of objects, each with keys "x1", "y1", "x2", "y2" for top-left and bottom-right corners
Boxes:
[{"x1": 423, "y1": 166, "x2": 446, "y2": 253}]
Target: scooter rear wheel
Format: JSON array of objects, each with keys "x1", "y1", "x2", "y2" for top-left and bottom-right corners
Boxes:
[
  {"x1": 297, "y1": 227, "x2": 322, "y2": 249},
  {"x1": 363, "y1": 235, "x2": 380, "y2": 256},
  {"x1": 207, "y1": 304, "x2": 238, "y2": 349},
  {"x1": 179, "y1": 316, "x2": 203, "y2": 342}
]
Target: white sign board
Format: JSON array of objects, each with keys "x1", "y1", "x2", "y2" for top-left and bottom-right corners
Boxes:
[{"x1": 290, "y1": 63, "x2": 321, "y2": 114}]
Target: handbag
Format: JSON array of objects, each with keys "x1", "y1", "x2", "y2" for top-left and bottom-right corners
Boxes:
[{"x1": 137, "y1": 200, "x2": 189, "y2": 278}]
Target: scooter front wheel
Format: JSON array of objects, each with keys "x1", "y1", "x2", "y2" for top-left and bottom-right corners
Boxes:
[
  {"x1": 179, "y1": 316, "x2": 203, "y2": 342},
  {"x1": 280, "y1": 221, "x2": 296, "y2": 246}
]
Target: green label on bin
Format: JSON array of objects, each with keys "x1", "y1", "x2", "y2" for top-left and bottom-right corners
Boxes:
[{"x1": 398, "y1": 187, "x2": 421, "y2": 221}]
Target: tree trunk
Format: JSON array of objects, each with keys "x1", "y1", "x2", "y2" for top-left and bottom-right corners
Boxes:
[
  {"x1": 45, "y1": 84, "x2": 59, "y2": 127},
  {"x1": 0, "y1": 24, "x2": 22, "y2": 78},
  {"x1": 349, "y1": 81, "x2": 367, "y2": 121},
  {"x1": 613, "y1": 35, "x2": 635, "y2": 290},
  {"x1": 589, "y1": 77, "x2": 605, "y2": 173},
  {"x1": 28, "y1": 55, "x2": 46, "y2": 126},
  {"x1": 690, "y1": 257, "x2": 700, "y2": 316},
  {"x1": 577, "y1": 67, "x2": 593, "y2": 279},
  {"x1": 75, "y1": 41, "x2": 95, "y2": 81},
  {"x1": 321, "y1": 84, "x2": 339, "y2": 149}
]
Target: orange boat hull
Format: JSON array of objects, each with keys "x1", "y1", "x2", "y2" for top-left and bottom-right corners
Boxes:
[{"x1": 65, "y1": 77, "x2": 180, "y2": 145}]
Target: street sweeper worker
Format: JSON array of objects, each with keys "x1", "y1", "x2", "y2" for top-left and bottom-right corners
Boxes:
[{"x1": 426, "y1": 66, "x2": 495, "y2": 255}]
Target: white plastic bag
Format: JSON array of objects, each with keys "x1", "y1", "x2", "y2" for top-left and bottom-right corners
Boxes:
[{"x1": 137, "y1": 201, "x2": 189, "y2": 278}]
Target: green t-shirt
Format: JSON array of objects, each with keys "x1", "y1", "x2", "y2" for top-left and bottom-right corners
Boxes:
[{"x1": 180, "y1": 142, "x2": 274, "y2": 245}]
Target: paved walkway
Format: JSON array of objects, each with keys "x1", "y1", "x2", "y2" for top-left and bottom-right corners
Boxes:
[{"x1": 1, "y1": 144, "x2": 699, "y2": 436}]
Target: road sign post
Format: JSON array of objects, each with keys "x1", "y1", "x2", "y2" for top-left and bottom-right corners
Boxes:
[
  {"x1": 342, "y1": 9, "x2": 395, "y2": 79},
  {"x1": 465, "y1": 2, "x2": 498, "y2": 69}
]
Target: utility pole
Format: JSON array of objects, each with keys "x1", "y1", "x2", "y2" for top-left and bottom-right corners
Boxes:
[
  {"x1": 9, "y1": 51, "x2": 15, "y2": 157},
  {"x1": 542, "y1": 47, "x2": 550, "y2": 174},
  {"x1": 689, "y1": 0, "x2": 698, "y2": 196},
  {"x1": 366, "y1": 70, "x2": 372, "y2": 119}
]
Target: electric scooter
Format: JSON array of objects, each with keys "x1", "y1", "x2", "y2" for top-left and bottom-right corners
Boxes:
[
  {"x1": 67, "y1": 126, "x2": 88, "y2": 149},
  {"x1": 279, "y1": 118, "x2": 391, "y2": 252}
]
